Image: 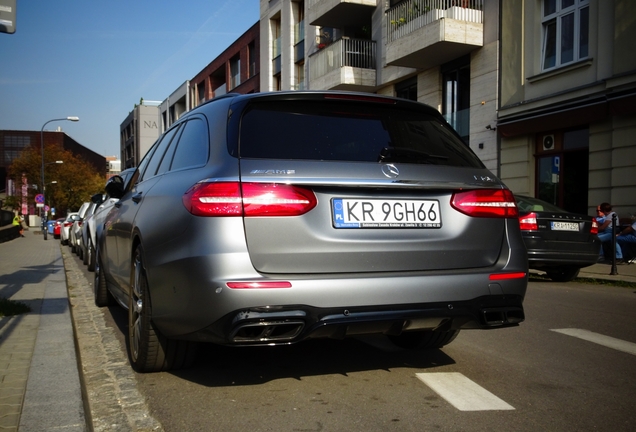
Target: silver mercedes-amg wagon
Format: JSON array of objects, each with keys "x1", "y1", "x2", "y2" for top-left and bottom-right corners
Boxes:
[{"x1": 96, "y1": 91, "x2": 527, "y2": 372}]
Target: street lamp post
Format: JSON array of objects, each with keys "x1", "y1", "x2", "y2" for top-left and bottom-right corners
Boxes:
[{"x1": 40, "y1": 116, "x2": 79, "y2": 239}]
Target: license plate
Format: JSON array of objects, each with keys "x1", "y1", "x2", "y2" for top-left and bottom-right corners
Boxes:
[
  {"x1": 332, "y1": 198, "x2": 442, "y2": 228},
  {"x1": 551, "y1": 221, "x2": 579, "y2": 231}
]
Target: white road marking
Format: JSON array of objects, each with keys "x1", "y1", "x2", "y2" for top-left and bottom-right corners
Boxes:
[
  {"x1": 551, "y1": 328, "x2": 636, "y2": 356},
  {"x1": 416, "y1": 372, "x2": 515, "y2": 411}
]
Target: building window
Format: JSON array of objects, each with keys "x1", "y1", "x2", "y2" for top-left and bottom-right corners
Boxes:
[
  {"x1": 248, "y1": 42, "x2": 257, "y2": 78},
  {"x1": 230, "y1": 55, "x2": 241, "y2": 89},
  {"x1": 442, "y1": 57, "x2": 470, "y2": 144},
  {"x1": 272, "y1": 17, "x2": 281, "y2": 73},
  {"x1": 4, "y1": 135, "x2": 30, "y2": 147},
  {"x1": 317, "y1": 27, "x2": 336, "y2": 49},
  {"x1": 542, "y1": 0, "x2": 589, "y2": 70},
  {"x1": 197, "y1": 82, "x2": 205, "y2": 105},
  {"x1": 395, "y1": 77, "x2": 417, "y2": 101},
  {"x1": 295, "y1": 62, "x2": 305, "y2": 90}
]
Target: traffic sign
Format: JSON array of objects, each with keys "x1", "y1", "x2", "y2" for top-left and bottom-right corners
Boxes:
[{"x1": 35, "y1": 194, "x2": 44, "y2": 203}]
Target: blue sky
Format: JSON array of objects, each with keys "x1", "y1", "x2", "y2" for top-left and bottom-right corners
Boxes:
[{"x1": 0, "y1": 0, "x2": 259, "y2": 157}]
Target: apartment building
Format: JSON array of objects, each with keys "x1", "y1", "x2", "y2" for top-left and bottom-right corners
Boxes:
[
  {"x1": 119, "y1": 102, "x2": 160, "y2": 169},
  {"x1": 261, "y1": 0, "x2": 499, "y2": 170},
  {"x1": 190, "y1": 22, "x2": 260, "y2": 108},
  {"x1": 498, "y1": 0, "x2": 636, "y2": 215},
  {"x1": 159, "y1": 81, "x2": 190, "y2": 133}
]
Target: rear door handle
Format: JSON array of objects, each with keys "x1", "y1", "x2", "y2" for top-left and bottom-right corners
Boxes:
[{"x1": 132, "y1": 192, "x2": 143, "y2": 203}]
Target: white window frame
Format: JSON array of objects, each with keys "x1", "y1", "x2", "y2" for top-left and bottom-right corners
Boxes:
[{"x1": 541, "y1": 0, "x2": 589, "y2": 71}]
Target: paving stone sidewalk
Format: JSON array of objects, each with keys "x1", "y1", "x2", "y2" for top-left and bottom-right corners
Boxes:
[
  {"x1": 0, "y1": 231, "x2": 85, "y2": 431},
  {"x1": 0, "y1": 231, "x2": 162, "y2": 431}
]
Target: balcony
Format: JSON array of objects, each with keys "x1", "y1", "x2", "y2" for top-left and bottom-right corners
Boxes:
[
  {"x1": 309, "y1": 38, "x2": 376, "y2": 91},
  {"x1": 307, "y1": 0, "x2": 377, "y2": 28},
  {"x1": 386, "y1": 0, "x2": 483, "y2": 69}
]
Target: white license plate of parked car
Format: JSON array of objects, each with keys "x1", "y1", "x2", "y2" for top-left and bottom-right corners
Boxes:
[
  {"x1": 551, "y1": 221, "x2": 579, "y2": 231},
  {"x1": 332, "y1": 198, "x2": 442, "y2": 228}
]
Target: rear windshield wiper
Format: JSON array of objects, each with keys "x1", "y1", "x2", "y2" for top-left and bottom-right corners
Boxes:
[{"x1": 378, "y1": 147, "x2": 449, "y2": 164}]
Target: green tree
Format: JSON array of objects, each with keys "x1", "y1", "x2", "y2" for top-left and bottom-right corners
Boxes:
[{"x1": 7, "y1": 143, "x2": 105, "y2": 217}]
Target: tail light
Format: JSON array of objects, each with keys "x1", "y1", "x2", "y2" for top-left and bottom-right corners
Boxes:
[
  {"x1": 489, "y1": 272, "x2": 527, "y2": 281},
  {"x1": 518, "y1": 212, "x2": 538, "y2": 231},
  {"x1": 590, "y1": 218, "x2": 598, "y2": 235},
  {"x1": 183, "y1": 182, "x2": 317, "y2": 217},
  {"x1": 64, "y1": 221, "x2": 73, "y2": 227},
  {"x1": 451, "y1": 189, "x2": 518, "y2": 218}
]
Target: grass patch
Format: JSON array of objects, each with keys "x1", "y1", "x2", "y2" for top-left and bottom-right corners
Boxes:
[{"x1": 0, "y1": 297, "x2": 31, "y2": 317}]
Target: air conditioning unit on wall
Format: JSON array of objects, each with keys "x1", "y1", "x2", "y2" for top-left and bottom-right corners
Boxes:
[{"x1": 542, "y1": 134, "x2": 555, "y2": 151}]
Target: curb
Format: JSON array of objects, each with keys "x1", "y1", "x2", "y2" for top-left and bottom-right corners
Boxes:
[{"x1": 60, "y1": 245, "x2": 163, "y2": 432}]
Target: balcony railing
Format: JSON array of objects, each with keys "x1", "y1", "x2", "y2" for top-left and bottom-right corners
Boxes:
[
  {"x1": 309, "y1": 38, "x2": 376, "y2": 80},
  {"x1": 386, "y1": 0, "x2": 483, "y2": 43}
]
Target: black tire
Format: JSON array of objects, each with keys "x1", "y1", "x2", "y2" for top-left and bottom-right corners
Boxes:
[
  {"x1": 94, "y1": 249, "x2": 114, "y2": 307},
  {"x1": 87, "y1": 237, "x2": 96, "y2": 272},
  {"x1": 128, "y1": 245, "x2": 196, "y2": 373},
  {"x1": 43, "y1": 229, "x2": 48, "y2": 240},
  {"x1": 546, "y1": 266, "x2": 580, "y2": 282},
  {"x1": 389, "y1": 329, "x2": 460, "y2": 350}
]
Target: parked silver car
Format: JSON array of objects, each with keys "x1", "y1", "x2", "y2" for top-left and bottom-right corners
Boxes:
[
  {"x1": 60, "y1": 212, "x2": 80, "y2": 245},
  {"x1": 80, "y1": 194, "x2": 104, "y2": 270},
  {"x1": 96, "y1": 91, "x2": 528, "y2": 373},
  {"x1": 70, "y1": 201, "x2": 91, "y2": 255},
  {"x1": 84, "y1": 169, "x2": 136, "y2": 272}
]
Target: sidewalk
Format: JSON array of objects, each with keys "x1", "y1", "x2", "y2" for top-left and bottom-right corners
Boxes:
[
  {"x1": 576, "y1": 260, "x2": 636, "y2": 283},
  {"x1": 1, "y1": 231, "x2": 635, "y2": 431},
  {"x1": 0, "y1": 231, "x2": 85, "y2": 431},
  {"x1": 0, "y1": 230, "x2": 162, "y2": 432}
]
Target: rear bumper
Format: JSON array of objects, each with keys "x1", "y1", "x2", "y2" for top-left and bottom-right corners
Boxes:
[
  {"x1": 185, "y1": 294, "x2": 525, "y2": 346},
  {"x1": 523, "y1": 236, "x2": 601, "y2": 269},
  {"x1": 142, "y1": 217, "x2": 528, "y2": 344}
]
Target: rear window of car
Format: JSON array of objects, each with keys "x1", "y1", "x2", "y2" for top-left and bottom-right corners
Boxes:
[
  {"x1": 238, "y1": 100, "x2": 484, "y2": 168},
  {"x1": 516, "y1": 196, "x2": 566, "y2": 213}
]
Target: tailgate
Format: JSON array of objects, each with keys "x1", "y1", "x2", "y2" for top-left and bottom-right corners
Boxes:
[
  {"x1": 234, "y1": 95, "x2": 510, "y2": 275},
  {"x1": 240, "y1": 160, "x2": 505, "y2": 274}
]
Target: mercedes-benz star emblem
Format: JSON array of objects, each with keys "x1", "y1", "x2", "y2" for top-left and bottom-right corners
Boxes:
[{"x1": 381, "y1": 164, "x2": 399, "y2": 179}]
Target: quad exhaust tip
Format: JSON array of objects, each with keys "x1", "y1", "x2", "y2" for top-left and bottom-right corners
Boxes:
[
  {"x1": 231, "y1": 320, "x2": 305, "y2": 343},
  {"x1": 482, "y1": 308, "x2": 525, "y2": 326}
]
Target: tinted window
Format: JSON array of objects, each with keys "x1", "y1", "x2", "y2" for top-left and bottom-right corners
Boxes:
[
  {"x1": 239, "y1": 101, "x2": 483, "y2": 167},
  {"x1": 157, "y1": 124, "x2": 183, "y2": 175},
  {"x1": 135, "y1": 141, "x2": 158, "y2": 182},
  {"x1": 170, "y1": 118, "x2": 209, "y2": 171},
  {"x1": 141, "y1": 125, "x2": 182, "y2": 181},
  {"x1": 516, "y1": 196, "x2": 566, "y2": 213}
]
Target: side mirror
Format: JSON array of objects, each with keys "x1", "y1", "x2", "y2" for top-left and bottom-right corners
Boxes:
[
  {"x1": 91, "y1": 193, "x2": 105, "y2": 204},
  {"x1": 105, "y1": 175, "x2": 125, "y2": 199}
]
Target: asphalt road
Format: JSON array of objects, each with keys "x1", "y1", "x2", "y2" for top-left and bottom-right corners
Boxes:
[{"x1": 68, "y1": 247, "x2": 636, "y2": 432}]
